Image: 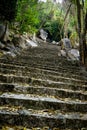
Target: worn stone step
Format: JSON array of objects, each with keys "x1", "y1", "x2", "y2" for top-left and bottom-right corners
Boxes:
[
  {"x1": 1, "y1": 126, "x2": 83, "y2": 130},
  {"x1": 0, "y1": 40, "x2": 87, "y2": 130},
  {"x1": 31, "y1": 78, "x2": 86, "y2": 88},
  {"x1": 0, "y1": 63, "x2": 85, "y2": 80},
  {"x1": 0, "y1": 67, "x2": 86, "y2": 86},
  {"x1": 0, "y1": 59, "x2": 81, "y2": 74},
  {"x1": 0, "y1": 61, "x2": 81, "y2": 72},
  {"x1": 13, "y1": 85, "x2": 87, "y2": 101},
  {"x1": 0, "y1": 78, "x2": 87, "y2": 95},
  {"x1": 0, "y1": 93, "x2": 87, "y2": 112},
  {"x1": 0, "y1": 105, "x2": 87, "y2": 129},
  {"x1": 12, "y1": 60, "x2": 81, "y2": 72},
  {"x1": 15, "y1": 51, "x2": 79, "y2": 63},
  {"x1": 0, "y1": 74, "x2": 86, "y2": 89},
  {"x1": 0, "y1": 82, "x2": 87, "y2": 101},
  {"x1": 0, "y1": 57, "x2": 82, "y2": 71},
  {"x1": 0, "y1": 74, "x2": 32, "y2": 84},
  {"x1": 0, "y1": 55, "x2": 83, "y2": 69},
  {"x1": 0, "y1": 62, "x2": 85, "y2": 78}
]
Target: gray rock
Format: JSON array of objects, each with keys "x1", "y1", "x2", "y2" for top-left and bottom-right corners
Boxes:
[
  {"x1": 68, "y1": 49, "x2": 79, "y2": 61},
  {"x1": 5, "y1": 51, "x2": 16, "y2": 59},
  {"x1": 18, "y1": 109, "x2": 31, "y2": 115},
  {"x1": 26, "y1": 39, "x2": 38, "y2": 47},
  {"x1": 60, "y1": 50, "x2": 66, "y2": 57},
  {"x1": 12, "y1": 35, "x2": 26, "y2": 48},
  {"x1": 40, "y1": 29, "x2": 48, "y2": 41},
  {"x1": 62, "y1": 38, "x2": 72, "y2": 51}
]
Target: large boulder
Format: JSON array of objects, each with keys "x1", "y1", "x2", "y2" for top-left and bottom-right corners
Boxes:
[
  {"x1": 68, "y1": 49, "x2": 79, "y2": 61},
  {"x1": 12, "y1": 35, "x2": 38, "y2": 49}
]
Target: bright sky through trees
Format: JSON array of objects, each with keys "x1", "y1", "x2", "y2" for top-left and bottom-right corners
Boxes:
[{"x1": 39, "y1": 0, "x2": 62, "y2": 3}]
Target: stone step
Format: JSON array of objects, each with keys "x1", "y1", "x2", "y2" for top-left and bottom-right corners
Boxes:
[
  {"x1": 0, "y1": 67, "x2": 86, "y2": 85},
  {"x1": 0, "y1": 74, "x2": 86, "y2": 89},
  {"x1": 0, "y1": 93, "x2": 87, "y2": 112},
  {"x1": 0, "y1": 63, "x2": 86, "y2": 80},
  {"x1": 0, "y1": 43, "x2": 87, "y2": 129},
  {"x1": 0, "y1": 61, "x2": 84, "y2": 77},
  {"x1": 14, "y1": 85, "x2": 87, "y2": 101},
  {"x1": 0, "y1": 57, "x2": 81, "y2": 71},
  {"x1": 0, "y1": 60, "x2": 81, "y2": 74},
  {"x1": 31, "y1": 78, "x2": 86, "y2": 88},
  {"x1": 12, "y1": 59, "x2": 81, "y2": 71},
  {"x1": 0, "y1": 74, "x2": 31, "y2": 84},
  {"x1": 0, "y1": 81, "x2": 87, "y2": 94},
  {"x1": 0, "y1": 60, "x2": 81, "y2": 72},
  {"x1": 1, "y1": 126, "x2": 84, "y2": 130},
  {"x1": 0, "y1": 105, "x2": 87, "y2": 129},
  {"x1": 0, "y1": 83, "x2": 87, "y2": 101}
]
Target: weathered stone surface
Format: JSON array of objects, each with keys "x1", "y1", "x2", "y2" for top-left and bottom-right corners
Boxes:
[
  {"x1": 40, "y1": 29, "x2": 48, "y2": 41},
  {"x1": 68, "y1": 49, "x2": 79, "y2": 60},
  {"x1": 0, "y1": 40, "x2": 87, "y2": 129},
  {"x1": 61, "y1": 38, "x2": 72, "y2": 50}
]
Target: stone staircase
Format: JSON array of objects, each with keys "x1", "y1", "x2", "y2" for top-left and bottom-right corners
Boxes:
[{"x1": 0, "y1": 42, "x2": 87, "y2": 130}]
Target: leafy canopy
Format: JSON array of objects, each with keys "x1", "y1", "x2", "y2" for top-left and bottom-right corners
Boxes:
[{"x1": 16, "y1": 0, "x2": 39, "y2": 33}]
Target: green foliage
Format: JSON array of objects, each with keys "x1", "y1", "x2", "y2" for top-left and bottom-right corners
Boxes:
[
  {"x1": 0, "y1": 0, "x2": 17, "y2": 22},
  {"x1": 16, "y1": 0, "x2": 39, "y2": 33},
  {"x1": 38, "y1": 0, "x2": 64, "y2": 41},
  {"x1": 15, "y1": 0, "x2": 64, "y2": 40},
  {"x1": 44, "y1": 20, "x2": 63, "y2": 41}
]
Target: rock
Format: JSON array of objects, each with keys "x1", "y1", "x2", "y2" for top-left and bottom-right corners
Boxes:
[
  {"x1": 68, "y1": 49, "x2": 79, "y2": 61},
  {"x1": 40, "y1": 29, "x2": 48, "y2": 41},
  {"x1": 52, "y1": 41, "x2": 56, "y2": 44},
  {"x1": 61, "y1": 38, "x2": 72, "y2": 51},
  {"x1": 60, "y1": 50, "x2": 66, "y2": 57},
  {"x1": 18, "y1": 109, "x2": 31, "y2": 115},
  {"x1": 57, "y1": 52, "x2": 61, "y2": 56},
  {"x1": 13, "y1": 35, "x2": 38, "y2": 49},
  {"x1": 52, "y1": 41, "x2": 59, "y2": 45},
  {"x1": 26, "y1": 39, "x2": 38, "y2": 47},
  {"x1": 5, "y1": 51, "x2": 16, "y2": 59},
  {"x1": 12, "y1": 35, "x2": 26, "y2": 49}
]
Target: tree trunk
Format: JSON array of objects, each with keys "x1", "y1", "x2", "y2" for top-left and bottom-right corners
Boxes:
[{"x1": 76, "y1": 0, "x2": 86, "y2": 65}]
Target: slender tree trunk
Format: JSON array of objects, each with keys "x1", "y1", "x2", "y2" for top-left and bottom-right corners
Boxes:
[
  {"x1": 76, "y1": 0, "x2": 86, "y2": 65},
  {"x1": 83, "y1": 9, "x2": 87, "y2": 66},
  {"x1": 59, "y1": 3, "x2": 72, "y2": 39}
]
